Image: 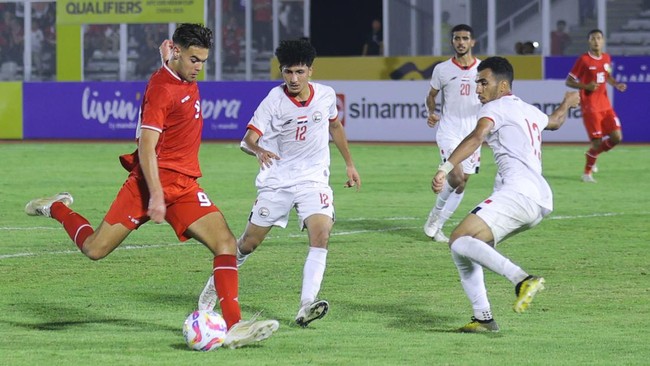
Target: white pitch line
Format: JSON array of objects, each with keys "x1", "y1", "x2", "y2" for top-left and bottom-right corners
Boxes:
[{"x1": 1, "y1": 211, "x2": 646, "y2": 261}]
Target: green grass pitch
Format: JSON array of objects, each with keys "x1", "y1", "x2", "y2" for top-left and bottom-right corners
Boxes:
[{"x1": 1, "y1": 142, "x2": 649, "y2": 365}]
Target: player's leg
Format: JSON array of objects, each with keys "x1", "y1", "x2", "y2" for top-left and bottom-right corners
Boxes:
[
  {"x1": 426, "y1": 143, "x2": 479, "y2": 242},
  {"x1": 449, "y1": 192, "x2": 546, "y2": 330},
  {"x1": 176, "y1": 185, "x2": 278, "y2": 348},
  {"x1": 197, "y1": 190, "x2": 285, "y2": 314},
  {"x1": 237, "y1": 222, "x2": 273, "y2": 266},
  {"x1": 197, "y1": 220, "x2": 273, "y2": 312},
  {"x1": 598, "y1": 112, "x2": 623, "y2": 156},
  {"x1": 295, "y1": 213, "x2": 332, "y2": 327},
  {"x1": 25, "y1": 181, "x2": 139, "y2": 260},
  {"x1": 582, "y1": 112, "x2": 604, "y2": 182},
  {"x1": 293, "y1": 183, "x2": 335, "y2": 327},
  {"x1": 187, "y1": 214, "x2": 279, "y2": 349},
  {"x1": 184, "y1": 211, "x2": 242, "y2": 326}
]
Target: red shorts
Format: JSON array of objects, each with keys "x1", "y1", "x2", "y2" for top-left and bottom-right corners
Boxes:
[
  {"x1": 582, "y1": 109, "x2": 621, "y2": 139},
  {"x1": 104, "y1": 169, "x2": 219, "y2": 241}
]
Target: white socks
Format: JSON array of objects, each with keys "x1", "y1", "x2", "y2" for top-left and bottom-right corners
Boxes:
[
  {"x1": 451, "y1": 249, "x2": 491, "y2": 319},
  {"x1": 434, "y1": 180, "x2": 455, "y2": 211},
  {"x1": 432, "y1": 180, "x2": 465, "y2": 228},
  {"x1": 236, "y1": 246, "x2": 250, "y2": 267},
  {"x1": 301, "y1": 247, "x2": 328, "y2": 306}
]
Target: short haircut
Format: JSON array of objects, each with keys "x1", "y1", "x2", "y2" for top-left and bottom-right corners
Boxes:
[
  {"x1": 451, "y1": 24, "x2": 474, "y2": 38},
  {"x1": 276, "y1": 38, "x2": 317, "y2": 68},
  {"x1": 588, "y1": 29, "x2": 604, "y2": 38},
  {"x1": 557, "y1": 20, "x2": 566, "y2": 26},
  {"x1": 172, "y1": 23, "x2": 213, "y2": 50},
  {"x1": 477, "y1": 56, "x2": 514, "y2": 87}
]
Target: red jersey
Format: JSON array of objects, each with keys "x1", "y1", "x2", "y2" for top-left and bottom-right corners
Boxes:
[
  {"x1": 136, "y1": 63, "x2": 203, "y2": 178},
  {"x1": 568, "y1": 52, "x2": 614, "y2": 113}
]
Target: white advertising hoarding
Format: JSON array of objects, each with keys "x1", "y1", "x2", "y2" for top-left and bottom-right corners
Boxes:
[{"x1": 328, "y1": 80, "x2": 588, "y2": 143}]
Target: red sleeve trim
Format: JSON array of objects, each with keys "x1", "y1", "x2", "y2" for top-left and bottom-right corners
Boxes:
[
  {"x1": 141, "y1": 125, "x2": 163, "y2": 133},
  {"x1": 247, "y1": 124, "x2": 264, "y2": 136}
]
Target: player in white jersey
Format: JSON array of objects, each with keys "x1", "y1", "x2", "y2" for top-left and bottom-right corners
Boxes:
[
  {"x1": 424, "y1": 24, "x2": 482, "y2": 243},
  {"x1": 198, "y1": 39, "x2": 361, "y2": 328},
  {"x1": 432, "y1": 57, "x2": 580, "y2": 332}
]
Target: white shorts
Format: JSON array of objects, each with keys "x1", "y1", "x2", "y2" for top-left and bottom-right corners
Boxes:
[
  {"x1": 471, "y1": 190, "x2": 551, "y2": 245},
  {"x1": 437, "y1": 136, "x2": 481, "y2": 175},
  {"x1": 248, "y1": 183, "x2": 335, "y2": 230}
]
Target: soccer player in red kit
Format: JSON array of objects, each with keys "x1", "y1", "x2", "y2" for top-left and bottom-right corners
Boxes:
[
  {"x1": 24, "y1": 23, "x2": 278, "y2": 349},
  {"x1": 566, "y1": 29, "x2": 627, "y2": 183}
]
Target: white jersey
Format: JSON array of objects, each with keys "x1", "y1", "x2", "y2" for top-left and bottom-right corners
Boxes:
[
  {"x1": 478, "y1": 94, "x2": 553, "y2": 211},
  {"x1": 430, "y1": 57, "x2": 482, "y2": 141},
  {"x1": 247, "y1": 82, "x2": 338, "y2": 190}
]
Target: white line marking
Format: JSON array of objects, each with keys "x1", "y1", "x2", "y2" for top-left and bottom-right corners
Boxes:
[{"x1": 1, "y1": 211, "x2": 646, "y2": 261}]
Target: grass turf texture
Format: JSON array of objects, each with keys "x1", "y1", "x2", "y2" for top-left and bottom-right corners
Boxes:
[{"x1": 1, "y1": 142, "x2": 649, "y2": 365}]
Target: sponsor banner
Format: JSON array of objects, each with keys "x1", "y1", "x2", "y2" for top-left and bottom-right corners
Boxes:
[
  {"x1": 0, "y1": 82, "x2": 23, "y2": 139},
  {"x1": 272, "y1": 55, "x2": 543, "y2": 81},
  {"x1": 328, "y1": 80, "x2": 587, "y2": 142},
  {"x1": 23, "y1": 81, "x2": 278, "y2": 140},
  {"x1": 56, "y1": 0, "x2": 203, "y2": 25},
  {"x1": 21, "y1": 79, "x2": 645, "y2": 142}
]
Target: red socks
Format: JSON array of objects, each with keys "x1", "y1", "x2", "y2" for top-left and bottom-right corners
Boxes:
[
  {"x1": 585, "y1": 139, "x2": 616, "y2": 174},
  {"x1": 50, "y1": 202, "x2": 94, "y2": 250},
  {"x1": 213, "y1": 255, "x2": 241, "y2": 329}
]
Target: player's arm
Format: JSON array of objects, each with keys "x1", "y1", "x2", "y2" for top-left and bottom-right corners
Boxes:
[
  {"x1": 241, "y1": 128, "x2": 279, "y2": 169},
  {"x1": 432, "y1": 118, "x2": 492, "y2": 193},
  {"x1": 329, "y1": 118, "x2": 361, "y2": 190},
  {"x1": 138, "y1": 128, "x2": 165, "y2": 223},
  {"x1": 159, "y1": 39, "x2": 173, "y2": 65},
  {"x1": 426, "y1": 87, "x2": 441, "y2": 127},
  {"x1": 606, "y1": 75, "x2": 627, "y2": 92},
  {"x1": 546, "y1": 91, "x2": 580, "y2": 130},
  {"x1": 565, "y1": 75, "x2": 597, "y2": 92}
]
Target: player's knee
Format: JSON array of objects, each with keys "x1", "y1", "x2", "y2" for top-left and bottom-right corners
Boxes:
[
  {"x1": 610, "y1": 133, "x2": 622, "y2": 144},
  {"x1": 82, "y1": 245, "x2": 109, "y2": 261},
  {"x1": 308, "y1": 230, "x2": 330, "y2": 248}
]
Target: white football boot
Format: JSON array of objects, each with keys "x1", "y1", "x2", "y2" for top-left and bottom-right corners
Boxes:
[
  {"x1": 223, "y1": 317, "x2": 279, "y2": 349},
  {"x1": 25, "y1": 192, "x2": 74, "y2": 218}
]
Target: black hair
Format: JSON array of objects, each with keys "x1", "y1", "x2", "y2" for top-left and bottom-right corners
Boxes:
[
  {"x1": 275, "y1": 38, "x2": 317, "y2": 68},
  {"x1": 588, "y1": 29, "x2": 604, "y2": 38},
  {"x1": 477, "y1": 56, "x2": 514, "y2": 87},
  {"x1": 451, "y1": 24, "x2": 474, "y2": 38},
  {"x1": 172, "y1": 23, "x2": 213, "y2": 50}
]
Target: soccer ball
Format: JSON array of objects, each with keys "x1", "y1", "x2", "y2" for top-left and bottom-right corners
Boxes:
[{"x1": 182, "y1": 310, "x2": 228, "y2": 351}]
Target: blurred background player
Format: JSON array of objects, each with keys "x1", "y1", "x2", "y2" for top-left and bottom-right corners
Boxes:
[
  {"x1": 566, "y1": 29, "x2": 627, "y2": 183},
  {"x1": 24, "y1": 23, "x2": 278, "y2": 349},
  {"x1": 433, "y1": 56, "x2": 580, "y2": 332},
  {"x1": 198, "y1": 38, "x2": 361, "y2": 328},
  {"x1": 424, "y1": 24, "x2": 482, "y2": 243}
]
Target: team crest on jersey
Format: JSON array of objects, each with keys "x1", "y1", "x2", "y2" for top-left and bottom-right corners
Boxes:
[
  {"x1": 313, "y1": 111, "x2": 322, "y2": 123},
  {"x1": 604, "y1": 63, "x2": 612, "y2": 73},
  {"x1": 258, "y1": 207, "x2": 270, "y2": 218}
]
